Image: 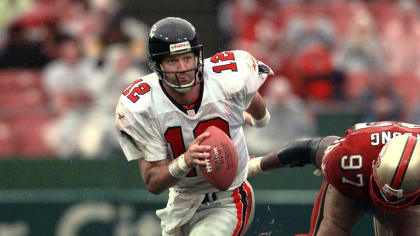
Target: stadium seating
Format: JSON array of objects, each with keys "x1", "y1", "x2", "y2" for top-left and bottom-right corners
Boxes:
[{"x1": 0, "y1": 70, "x2": 54, "y2": 158}]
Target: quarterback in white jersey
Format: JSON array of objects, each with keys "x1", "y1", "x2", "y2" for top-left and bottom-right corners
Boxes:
[{"x1": 115, "y1": 17, "x2": 272, "y2": 236}]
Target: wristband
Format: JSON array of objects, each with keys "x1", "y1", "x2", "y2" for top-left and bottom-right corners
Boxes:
[
  {"x1": 169, "y1": 154, "x2": 190, "y2": 179},
  {"x1": 251, "y1": 108, "x2": 270, "y2": 127},
  {"x1": 248, "y1": 156, "x2": 263, "y2": 178}
]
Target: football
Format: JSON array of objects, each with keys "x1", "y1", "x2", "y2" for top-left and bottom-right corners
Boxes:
[{"x1": 199, "y1": 126, "x2": 238, "y2": 191}]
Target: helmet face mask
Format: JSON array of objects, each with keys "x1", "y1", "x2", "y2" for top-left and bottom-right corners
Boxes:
[
  {"x1": 147, "y1": 17, "x2": 204, "y2": 93},
  {"x1": 370, "y1": 135, "x2": 420, "y2": 213},
  {"x1": 380, "y1": 183, "x2": 404, "y2": 203}
]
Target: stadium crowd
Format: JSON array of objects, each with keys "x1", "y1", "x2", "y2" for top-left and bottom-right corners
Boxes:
[
  {"x1": 0, "y1": 0, "x2": 420, "y2": 159},
  {"x1": 0, "y1": 0, "x2": 150, "y2": 158}
]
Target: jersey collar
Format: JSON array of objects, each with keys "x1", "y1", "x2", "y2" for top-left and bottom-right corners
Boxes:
[{"x1": 159, "y1": 77, "x2": 204, "y2": 117}]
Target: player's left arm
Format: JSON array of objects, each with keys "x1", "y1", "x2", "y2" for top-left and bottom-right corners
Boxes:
[
  {"x1": 243, "y1": 92, "x2": 269, "y2": 127},
  {"x1": 248, "y1": 136, "x2": 339, "y2": 177},
  {"x1": 233, "y1": 50, "x2": 272, "y2": 127}
]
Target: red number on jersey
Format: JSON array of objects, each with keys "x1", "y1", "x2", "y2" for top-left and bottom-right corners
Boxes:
[
  {"x1": 165, "y1": 127, "x2": 197, "y2": 177},
  {"x1": 122, "y1": 79, "x2": 151, "y2": 103},
  {"x1": 164, "y1": 118, "x2": 230, "y2": 177},
  {"x1": 194, "y1": 118, "x2": 229, "y2": 138},
  {"x1": 211, "y1": 51, "x2": 238, "y2": 73}
]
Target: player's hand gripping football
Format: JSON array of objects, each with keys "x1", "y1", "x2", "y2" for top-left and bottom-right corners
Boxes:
[{"x1": 183, "y1": 132, "x2": 212, "y2": 168}]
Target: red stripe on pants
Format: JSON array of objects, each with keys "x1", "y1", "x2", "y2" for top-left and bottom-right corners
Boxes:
[
  {"x1": 295, "y1": 180, "x2": 329, "y2": 236},
  {"x1": 232, "y1": 187, "x2": 243, "y2": 236},
  {"x1": 242, "y1": 182, "x2": 253, "y2": 235}
]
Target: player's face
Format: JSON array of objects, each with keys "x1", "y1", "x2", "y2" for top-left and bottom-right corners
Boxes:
[{"x1": 161, "y1": 52, "x2": 197, "y2": 86}]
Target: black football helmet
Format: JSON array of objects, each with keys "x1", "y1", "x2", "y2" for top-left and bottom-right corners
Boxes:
[{"x1": 147, "y1": 17, "x2": 204, "y2": 92}]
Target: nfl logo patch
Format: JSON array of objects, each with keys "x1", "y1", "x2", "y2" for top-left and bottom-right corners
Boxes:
[{"x1": 187, "y1": 109, "x2": 195, "y2": 117}]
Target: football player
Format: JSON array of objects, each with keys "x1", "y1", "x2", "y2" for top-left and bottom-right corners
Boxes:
[
  {"x1": 115, "y1": 17, "x2": 273, "y2": 236},
  {"x1": 249, "y1": 121, "x2": 420, "y2": 236}
]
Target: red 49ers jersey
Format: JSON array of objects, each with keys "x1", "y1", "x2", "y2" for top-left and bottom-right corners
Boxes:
[{"x1": 321, "y1": 121, "x2": 420, "y2": 199}]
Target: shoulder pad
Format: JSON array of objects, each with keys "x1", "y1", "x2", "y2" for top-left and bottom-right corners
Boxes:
[
  {"x1": 203, "y1": 50, "x2": 272, "y2": 96},
  {"x1": 118, "y1": 73, "x2": 159, "y2": 113},
  {"x1": 322, "y1": 136, "x2": 373, "y2": 199}
]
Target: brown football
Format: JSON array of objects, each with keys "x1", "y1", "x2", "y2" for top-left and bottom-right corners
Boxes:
[{"x1": 199, "y1": 126, "x2": 238, "y2": 191}]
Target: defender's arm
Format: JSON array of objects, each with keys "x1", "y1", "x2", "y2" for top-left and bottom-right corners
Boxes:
[{"x1": 248, "y1": 136, "x2": 339, "y2": 177}]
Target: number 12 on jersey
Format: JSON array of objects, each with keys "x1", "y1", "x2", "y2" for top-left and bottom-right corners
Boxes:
[
  {"x1": 211, "y1": 51, "x2": 238, "y2": 73},
  {"x1": 122, "y1": 79, "x2": 151, "y2": 103},
  {"x1": 164, "y1": 118, "x2": 229, "y2": 177}
]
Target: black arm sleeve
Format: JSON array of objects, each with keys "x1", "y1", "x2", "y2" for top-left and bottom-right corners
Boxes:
[{"x1": 276, "y1": 137, "x2": 322, "y2": 167}]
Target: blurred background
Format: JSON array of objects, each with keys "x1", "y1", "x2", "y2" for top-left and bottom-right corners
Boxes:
[{"x1": 1, "y1": 0, "x2": 419, "y2": 235}]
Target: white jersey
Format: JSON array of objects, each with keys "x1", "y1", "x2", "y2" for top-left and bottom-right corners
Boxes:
[{"x1": 115, "y1": 50, "x2": 272, "y2": 194}]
